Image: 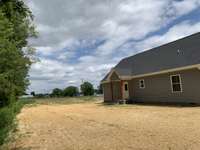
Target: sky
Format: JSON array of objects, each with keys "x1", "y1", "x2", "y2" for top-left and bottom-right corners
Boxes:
[{"x1": 25, "y1": 0, "x2": 200, "y2": 94}]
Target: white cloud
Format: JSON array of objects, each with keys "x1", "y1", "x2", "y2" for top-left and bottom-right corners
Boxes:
[
  {"x1": 35, "y1": 46, "x2": 54, "y2": 56},
  {"x1": 170, "y1": 0, "x2": 200, "y2": 17},
  {"x1": 134, "y1": 21, "x2": 200, "y2": 51}
]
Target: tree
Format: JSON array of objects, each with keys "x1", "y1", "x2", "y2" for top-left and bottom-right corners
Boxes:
[
  {"x1": 80, "y1": 82, "x2": 94, "y2": 96},
  {"x1": 0, "y1": 0, "x2": 36, "y2": 107},
  {"x1": 30, "y1": 91, "x2": 35, "y2": 97},
  {"x1": 0, "y1": 0, "x2": 37, "y2": 49},
  {"x1": 63, "y1": 86, "x2": 78, "y2": 97},
  {"x1": 51, "y1": 88, "x2": 63, "y2": 97},
  {"x1": 0, "y1": 11, "x2": 16, "y2": 106}
]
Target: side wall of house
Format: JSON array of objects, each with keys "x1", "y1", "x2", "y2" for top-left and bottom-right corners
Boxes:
[{"x1": 129, "y1": 68, "x2": 200, "y2": 103}]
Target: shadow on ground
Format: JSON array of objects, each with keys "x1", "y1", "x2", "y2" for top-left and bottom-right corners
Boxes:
[{"x1": 98, "y1": 101, "x2": 200, "y2": 108}]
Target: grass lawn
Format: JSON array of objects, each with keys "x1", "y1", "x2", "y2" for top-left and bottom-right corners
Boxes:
[{"x1": 3, "y1": 96, "x2": 200, "y2": 150}]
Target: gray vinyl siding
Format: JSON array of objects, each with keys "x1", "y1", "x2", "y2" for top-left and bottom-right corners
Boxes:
[
  {"x1": 129, "y1": 68, "x2": 200, "y2": 103},
  {"x1": 128, "y1": 80, "x2": 134, "y2": 99}
]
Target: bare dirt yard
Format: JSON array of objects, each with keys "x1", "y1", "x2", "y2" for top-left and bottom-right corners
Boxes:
[{"x1": 6, "y1": 98, "x2": 200, "y2": 150}]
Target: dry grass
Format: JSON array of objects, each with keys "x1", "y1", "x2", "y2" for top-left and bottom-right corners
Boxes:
[{"x1": 6, "y1": 97, "x2": 200, "y2": 150}]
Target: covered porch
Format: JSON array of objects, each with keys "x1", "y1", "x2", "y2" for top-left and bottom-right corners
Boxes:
[{"x1": 102, "y1": 70, "x2": 131, "y2": 103}]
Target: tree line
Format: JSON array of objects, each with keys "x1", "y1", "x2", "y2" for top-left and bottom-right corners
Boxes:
[{"x1": 31, "y1": 82, "x2": 103, "y2": 98}]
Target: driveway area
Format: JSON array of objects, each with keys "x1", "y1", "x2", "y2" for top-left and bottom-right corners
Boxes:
[{"x1": 9, "y1": 101, "x2": 200, "y2": 150}]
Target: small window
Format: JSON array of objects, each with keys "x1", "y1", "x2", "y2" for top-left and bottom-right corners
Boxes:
[
  {"x1": 139, "y1": 79, "x2": 145, "y2": 89},
  {"x1": 124, "y1": 84, "x2": 128, "y2": 91},
  {"x1": 170, "y1": 75, "x2": 182, "y2": 93}
]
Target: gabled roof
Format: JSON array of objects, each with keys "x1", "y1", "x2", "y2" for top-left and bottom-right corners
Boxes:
[{"x1": 102, "y1": 32, "x2": 200, "y2": 82}]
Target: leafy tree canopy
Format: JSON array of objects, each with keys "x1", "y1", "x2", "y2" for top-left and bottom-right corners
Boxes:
[
  {"x1": 80, "y1": 82, "x2": 94, "y2": 96},
  {"x1": 63, "y1": 86, "x2": 79, "y2": 97},
  {"x1": 51, "y1": 88, "x2": 63, "y2": 97}
]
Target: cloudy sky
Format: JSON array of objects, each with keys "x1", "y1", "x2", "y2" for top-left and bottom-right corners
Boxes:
[{"x1": 26, "y1": 0, "x2": 200, "y2": 93}]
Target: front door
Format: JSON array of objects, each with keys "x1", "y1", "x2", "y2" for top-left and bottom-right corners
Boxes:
[{"x1": 123, "y1": 81, "x2": 129, "y2": 99}]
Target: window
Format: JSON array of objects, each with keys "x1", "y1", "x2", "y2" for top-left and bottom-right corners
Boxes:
[
  {"x1": 139, "y1": 79, "x2": 145, "y2": 89},
  {"x1": 170, "y1": 75, "x2": 182, "y2": 93},
  {"x1": 124, "y1": 84, "x2": 128, "y2": 91}
]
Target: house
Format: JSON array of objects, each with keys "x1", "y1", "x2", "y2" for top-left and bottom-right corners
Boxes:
[{"x1": 101, "y1": 32, "x2": 200, "y2": 104}]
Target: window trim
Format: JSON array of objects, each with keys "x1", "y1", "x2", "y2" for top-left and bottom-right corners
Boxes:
[
  {"x1": 170, "y1": 74, "x2": 183, "y2": 93},
  {"x1": 139, "y1": 79, "x2": 145, "y2": 89}
]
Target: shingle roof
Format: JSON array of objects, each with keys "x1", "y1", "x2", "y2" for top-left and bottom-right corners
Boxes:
[{"x1": 102, "y1": 32, "x2": 200, "y2": 81}]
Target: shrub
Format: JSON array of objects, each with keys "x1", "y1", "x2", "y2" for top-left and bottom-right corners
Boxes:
[
  {"x1": 0, "y1": 101, "x2": 24, "y2": 145},
  {"x1": 0, "y1": 107, "x2": 14, "y2": 145},
  {"x1": 12, "y1": 101, "x2": 24, "y2": 114},
  {"x1": 0, "y1": 107, "x2": 14, "y2": 129}
]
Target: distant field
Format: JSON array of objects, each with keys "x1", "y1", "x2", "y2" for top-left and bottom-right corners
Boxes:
[
  {"x1": 20, "y1": 96, "x2": 103, "y2": 105},
  {"x1": 5, "y1": 97, "x2": 200, "y2": 150}
]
